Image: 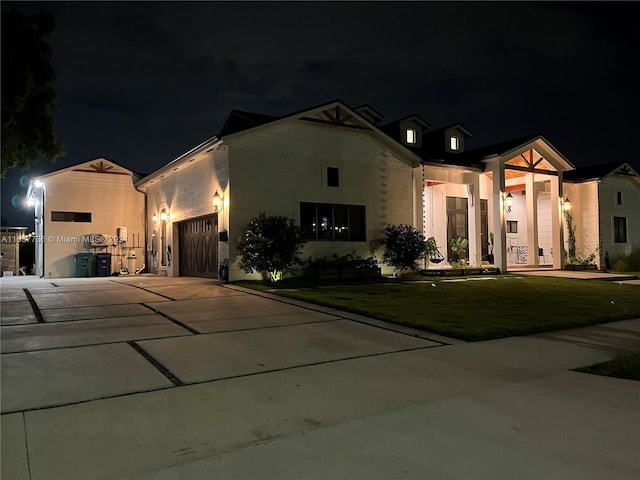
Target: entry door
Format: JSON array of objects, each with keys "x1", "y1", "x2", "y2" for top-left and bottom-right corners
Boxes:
[
  {"x1": 446, "y1": 197, "x2": 468, "y2": 261},
  {"x1": 178, "y1": 215, "x2": 218, "y2": 278}
]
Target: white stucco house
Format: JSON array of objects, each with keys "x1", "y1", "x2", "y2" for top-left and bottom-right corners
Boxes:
[
  {"x1": 26, "y1": 158, "x2": 145, "y2": 278},
  {"x1": 26, "y1": 100, "x2": 640, "y2": 279}
]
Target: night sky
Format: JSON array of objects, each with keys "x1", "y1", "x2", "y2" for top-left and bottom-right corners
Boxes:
[{"x1": 2, "y1": 1, "x2": 639, "y2": 228}]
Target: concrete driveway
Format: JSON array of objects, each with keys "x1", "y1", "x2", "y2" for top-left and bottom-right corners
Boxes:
[{"x1": 1, "y1": 276, "x2": 639, "y2": 480}]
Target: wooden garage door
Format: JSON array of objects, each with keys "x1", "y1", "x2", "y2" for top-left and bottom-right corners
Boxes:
[{"x1": 179, "y1": 215, "x2": 217, "y2": 278}]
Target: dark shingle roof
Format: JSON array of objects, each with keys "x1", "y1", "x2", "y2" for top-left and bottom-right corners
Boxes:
[
  {"x1": 218, "y1": 110, "x2": 279, "y2": 136},
  {"x1": 563, "y1": 161, "x2": 636, "y2": 182}
]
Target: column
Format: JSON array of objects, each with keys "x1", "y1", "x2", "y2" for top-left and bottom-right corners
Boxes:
[
  {"x1": 487, "y1": 158, "x2": 506, "y2": 272},
  {"x1": 466, "y1": 174, "x2": 482, "y2": 265},
  {"x1": 550, "y1": 173, "x2": 565, "y2": 269},
  {"x1": 526, "y1": 173, "x2": 539, "y2": 266}
]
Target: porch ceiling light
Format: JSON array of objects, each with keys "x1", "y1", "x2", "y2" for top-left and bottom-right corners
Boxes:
[
  {"x1": 213, "y1": 190, "x2": 223, "y2": 213},
  {"x1": 504, "y1": 192, "x2": 514, "y2": 213},
  {"x1": 563, "y1": 196, "x2": 572, "y2": 211}
]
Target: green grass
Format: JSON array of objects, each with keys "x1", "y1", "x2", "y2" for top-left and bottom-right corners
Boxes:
[
  {"x1": 237, "y1": 276, "x2": 640, "y2": 341},
  {"x1": 574, "y1": 350, "x2": 640, "y2": 381}
]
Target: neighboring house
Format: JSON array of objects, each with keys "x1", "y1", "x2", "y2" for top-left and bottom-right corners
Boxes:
[
  {"x1": 135, "y1": 100, "x2": 574, "y2": 281},
  {"x1": 564, "y1": 162, "x2": 640, "y2": 267},
  {"x1": 26, "y1": 158, "x2": 145, "y2": 278},
  {"x1": 1, "y1": 227, "x2": 28, "y2": 276}
]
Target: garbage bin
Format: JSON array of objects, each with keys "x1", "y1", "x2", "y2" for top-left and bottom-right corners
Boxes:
[
  {"x1": 74, "y1": 252, "x2": 94, "y2": 277},
  {"x1": 94, "y1": 252, "x2": 112, "y2": 277},
  {"x1": 127, "y1": 251, "x2": 137, "y2": 274}
]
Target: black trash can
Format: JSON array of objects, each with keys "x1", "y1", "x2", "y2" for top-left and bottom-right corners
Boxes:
[
  {"x1": 74, "y1": 252, "x2": 94, "y2": 277},
  {"x1": 94, "y1": 252, "x2": 112, "y2": 277}
]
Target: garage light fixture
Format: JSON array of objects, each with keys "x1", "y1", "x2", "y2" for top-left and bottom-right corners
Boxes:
[{"x1": 213, "y1": 190, "x2": 223, "y2": 213}]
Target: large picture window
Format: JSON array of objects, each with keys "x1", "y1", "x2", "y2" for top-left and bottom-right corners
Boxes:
[{"x1": 300, "y1": 202, "x2": 366, "y2": 241}]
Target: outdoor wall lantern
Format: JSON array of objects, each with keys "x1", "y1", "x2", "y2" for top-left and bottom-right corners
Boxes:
[
  {"x1": 504, "y1": 192, "x2": 514, "y2": 213},
  {"x1": 152, "y1": 213, "x2": 159, "y2": 223},
  {"x1": 562, "y1": 196, "x2": 572, "y2": 211},
  {"x1": 160, "y1": 209, "x2": 169, "y2": 223},
  {"x1": 212, "y1": 190, "x2": 223, "y2": 213}
]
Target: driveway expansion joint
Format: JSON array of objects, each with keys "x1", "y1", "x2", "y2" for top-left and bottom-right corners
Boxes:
[
  {"x1": 128, "y1": 341, "x2": 184, "y2": 387},
  {"x1": 23, "y1": 288, "x2": 45, "y2": 323},
  {"x1": 141, "y1": 303, "x2": 201, "y2": 334}
]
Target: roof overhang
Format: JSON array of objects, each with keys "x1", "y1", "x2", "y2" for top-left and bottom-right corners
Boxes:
[{"x1": 135, "y1": 136, "x2": 222, "y2": 189}]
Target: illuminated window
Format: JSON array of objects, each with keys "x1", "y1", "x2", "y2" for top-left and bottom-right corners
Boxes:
[
  {"x1": 614, "y1": 217, "x2": 627, "y2": 243},
  {"x1": 300, "y1": 202, "x2": 366, "y2": 241},
  {"x1": 450, "y1": 136, "x2": 460, "y2": 151},
  {"x1": 406, "y1": 128, "x2": 416, "y2": 144}
]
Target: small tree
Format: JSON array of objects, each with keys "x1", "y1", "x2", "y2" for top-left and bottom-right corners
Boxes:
[
  {"x1": 236, "y1": 213, "x2": 306, "y2": 283},
  {"x1": 382, "y1": 224, "x2": 427, "y2": 276},
  {"x1": 564, "y1": 210, "x2": 577, "y2": 264}
]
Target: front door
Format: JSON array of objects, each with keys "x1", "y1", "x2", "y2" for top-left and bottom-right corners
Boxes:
[
  {"x1": 446, "y1": 196, "x2": 468, "y2": 262},
  {"x1": 178, "y1": 215, "x2": 217, "y2": 278}
]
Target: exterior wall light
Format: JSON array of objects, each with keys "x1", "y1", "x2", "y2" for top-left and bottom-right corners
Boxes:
[
  {"x1": 562, "y1": 196, "x2": 572, "y2": 211},
  {"x1": 504, "y1": 192, "x2": 514, "y2": 213},
  {"x1": 213, "y1": 190, "x2": 223, "y2": 213},
  {"x1": 160, "y1": 209, "x2": 169, "y2": 223},
  {"x1": 152, "y1": 213, "x2": 159, "y2": 223}
]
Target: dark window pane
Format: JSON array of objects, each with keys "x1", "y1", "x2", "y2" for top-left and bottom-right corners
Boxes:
[
  {"x1": 327, "y1": 167, "x2": 339, "y2": 187},
  {"x1": 300, "y1": 202, "x2": 317, "y2": 239},
  {"x1": 51, "y1": 211, "x2": 92, "y2": 222},
  {"x1": 348, "y1": 206, "x2": 366, "y2": 241},
  {"x1": 614, "y1": 217, "x2": 627, "y2": 243},
  {"x1": 317, "y1": 205, "x2": 333, "y2": 240},
  {"x1": 334, "y1": 206, "x2": 349, "y2": 240}
]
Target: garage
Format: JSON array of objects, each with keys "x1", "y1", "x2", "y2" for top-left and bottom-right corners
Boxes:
[{"x1": 178, "y1": 215, "x2": 218, "y2": 278}]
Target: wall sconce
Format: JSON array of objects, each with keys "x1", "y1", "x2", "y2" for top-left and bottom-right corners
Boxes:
[
  {"x1": 152, "y1": 213, "x2": 159, "y2": 223},
  {"x1": 160, "y1": 209, "x2": 169, "y2": 223},
  {"x1": 562, "y1": 196, "x2": 572, "y2": 212},
  {"x1": 503, "y1": 192, "x2": 514, "y2": 213},
  {"x1": 213, "y1": 190, "x2": 223, "y2": 213}
]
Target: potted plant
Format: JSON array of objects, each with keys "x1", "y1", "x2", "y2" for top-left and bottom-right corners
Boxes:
[
  {"x1": 449, "y1": 236, "x2": 468, "y2": 264},
  {"x1": 423, "y1": 236, "x2": 439, "y2": 267}
]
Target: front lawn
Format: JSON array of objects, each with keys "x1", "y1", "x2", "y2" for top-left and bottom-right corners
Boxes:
[
  {"x1": 239, "y1": 276, "x2": 640, "y2": 341},
  {"x1": 574, "y1": 350, "x2": 640, "y2": 381}
]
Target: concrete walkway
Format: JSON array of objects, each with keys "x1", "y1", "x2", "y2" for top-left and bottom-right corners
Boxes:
[{"x1": 1, "y1": 276, "x2": 639, "y2": 480}]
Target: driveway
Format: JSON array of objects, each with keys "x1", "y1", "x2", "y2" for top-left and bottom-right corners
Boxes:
[{"x1": 1, "y1": 276, "x2": 639, "y2": 480}]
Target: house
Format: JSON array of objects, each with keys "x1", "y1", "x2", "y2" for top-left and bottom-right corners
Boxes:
[
  {"x1": 26, "y1": 158, "x2": 145, "y2": 278},
  {"x1": 564, "y1": 162, "x2": 640, "y2": 267},
  {"x1": 135, "y1": 100, "x2": 577, "y2": 281},
  {"x1": 25, "y1": 100, "x2": 639, "y2": 279}
]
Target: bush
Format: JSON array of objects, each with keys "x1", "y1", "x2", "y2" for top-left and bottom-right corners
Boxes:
[
  {"x1": 382, "y1": 224, "x2": 427, "y2": 273},
  {"x1": 611, "y1": 249, "x2": 640, "y2": 272},
  {"x1": 236, "y1": 213, "x2": 306, "y2": 283}
]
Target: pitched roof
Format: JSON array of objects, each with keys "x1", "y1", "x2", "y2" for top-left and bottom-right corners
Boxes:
[
  {"x1": 563, "y1": 161, "x2": 639, "y2": 182},
  {"x1": 218, "y1": 110, "x2": 279, "y2": 136}
]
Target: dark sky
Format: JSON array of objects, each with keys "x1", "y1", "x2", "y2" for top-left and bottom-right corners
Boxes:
[{"x1": 2, "y1": 1, "x2": 639, "y2": 227}]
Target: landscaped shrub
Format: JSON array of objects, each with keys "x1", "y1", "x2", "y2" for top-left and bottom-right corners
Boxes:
[
  {"x1": 382, "y1": 224, "x2": 427, "y2": 274},
  {"x1": 236, "y1": 213, "x2": 306, "y2": 283},
  {"x1": 305, "y1": 252, "x2": 380, "y2": 280},
  {"x1": 611, "y1": 249, "x2": 640, "y2": 272}
]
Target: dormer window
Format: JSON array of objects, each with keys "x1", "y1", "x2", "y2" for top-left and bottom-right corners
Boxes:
[
  {"x1": 450, "y1": 135, "x2": 460, "y2": 151},
  {"x1": 406, "y1": 128, "x2": 416, "y2": 144}
]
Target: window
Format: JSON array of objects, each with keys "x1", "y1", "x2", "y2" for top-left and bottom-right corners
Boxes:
[
  {"x1": 327, "y1": 167, "x2": 339, "y2": 187},
  {"x1": 617, "y1": 191, "x2": 623, "y2": 205},
  {"x1": 300, "y1": 202, "x2": 366, "y2": 241},
  {"x1": 507, "y1": 221, "x2": 518, "y2": 233},
  {"x1": 614, "y1": 217, "x2": 627, "y2": 243},
  {"x1": 406, "y1": 128, "x2": 416, "y2": 144},
  {"x1": 450, "y1": 136, "x2": 460, "y2": 151},
  {"x1": 51, "y1": 211, "x2": 92, "y2": 222}
]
